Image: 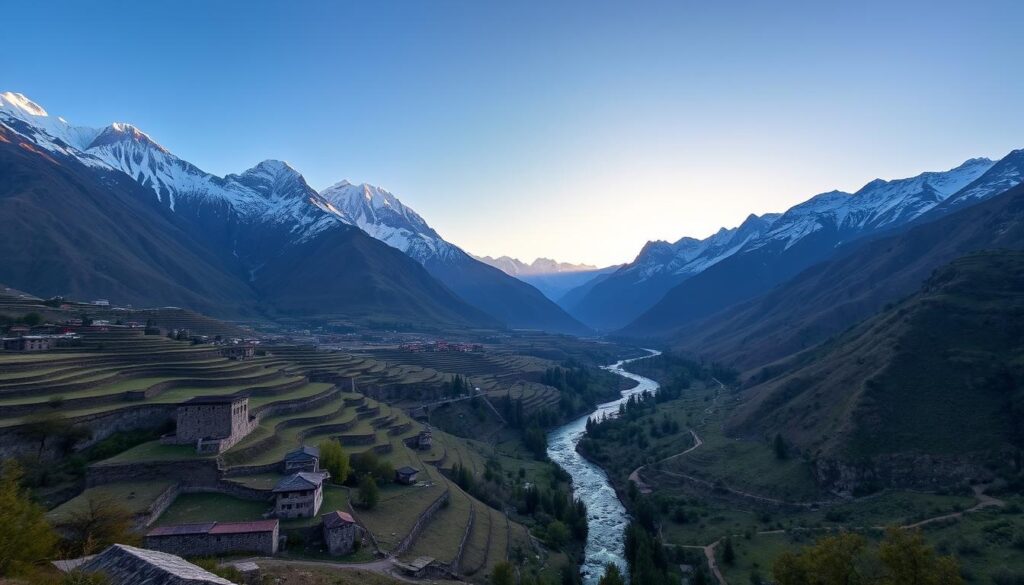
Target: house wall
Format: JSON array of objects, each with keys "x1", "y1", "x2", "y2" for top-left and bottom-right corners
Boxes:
[
  {"x1": 144, "y1": 527, "x2": 279, "y2": 557},
  {"x1": 324, "y1": 524, "x2": 360, "y2": 556},
  {"x1": 275, "y1": 485, "x2": 323, "y2": 518}
]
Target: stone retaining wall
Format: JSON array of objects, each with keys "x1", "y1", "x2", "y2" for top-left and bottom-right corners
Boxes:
[{"x1": 391, "y1": 489, "x2": 451, "y2": 556}]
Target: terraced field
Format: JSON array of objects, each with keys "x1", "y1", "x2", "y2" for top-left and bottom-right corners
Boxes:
[{"x1": 1, "y1": 330, "x2": 552, "y2": 581}]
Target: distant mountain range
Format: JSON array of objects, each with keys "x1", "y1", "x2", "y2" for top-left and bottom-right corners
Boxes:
[
  {"x1": 474, "y1": 255, "x2": 620, "y2": 302},
  {"x1": 562, "y1": 154, "x2": 1022, "y2": 331},
  {"x1": 0, "y1": 91, "x2": 585, "y2": 332}
]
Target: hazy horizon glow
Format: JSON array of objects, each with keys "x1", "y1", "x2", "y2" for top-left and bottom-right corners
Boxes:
[{"x1": 4, "y1": 1, "x2": 1023, "y2": 266}]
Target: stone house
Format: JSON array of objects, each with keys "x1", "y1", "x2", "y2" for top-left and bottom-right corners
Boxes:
[
  {"x1": 416, "y1": 427, "x2": 433, "y2": 450},
  {"x1": 67, "y1": 544, "x2": 235, "y2": 585},
  {"x1": 274, "y1": 471, "x2": 327, "y2": 519},
  {"x1": 395, "y1": 466, "x2": 420, "y2": 485},
  {"x1": 144, "y1": 520, "x2": 280, "y2": 557},
  {"x1": 170, "y1": 395, "x2": 255, "y2": 454},
  {"x1": 322, "y1": 510, "x2": 362, "y2": 556},
  {"x1": 2, "y1": 335, "x2": 51, "y2": 352},
  {"x1": 221, "y1": 343, "x2": 256, "y2": 360},
  {"x1": 283, "y1": 445, "x2": 320, "y2": 472}
]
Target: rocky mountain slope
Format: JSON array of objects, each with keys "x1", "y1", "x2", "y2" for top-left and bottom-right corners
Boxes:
[
  {"x1": 665, "y1": 180, "x2": 1024, "y2": 373},
  {"x1": 566, "y1": 157, "x2": 997, "y2": 331},
  {"x1": 0, "y1": 92, "x2": 497, "y2": 328},
  {"x1": 618, "y1": 154, "x2": 1022, "y2": 337},
  {"x1": 320, "y1": 181, "x2": 590, "y2": 334},
  {"x1": 726, "y1": 251, "x2": 1024, "y2": 493}
]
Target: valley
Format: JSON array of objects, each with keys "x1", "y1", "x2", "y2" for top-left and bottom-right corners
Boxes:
[{"x1": 2, "y1": 12, "x2": 1024, "y2": 585}]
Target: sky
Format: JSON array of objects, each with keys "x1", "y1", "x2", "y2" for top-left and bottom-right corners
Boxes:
[{"x1": 3, "y1": 1, "x2": 1024, "y2": 267}]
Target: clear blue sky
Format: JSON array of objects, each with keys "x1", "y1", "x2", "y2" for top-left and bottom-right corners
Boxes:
[{"x1": 4, "y1": 1, "x2": 1023, "y2": 266}]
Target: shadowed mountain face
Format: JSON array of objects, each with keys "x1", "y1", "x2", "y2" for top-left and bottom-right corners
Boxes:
[
  {"x1": 665, "y1": 181, "x2": 1024, "y2": 373},
  {"x1": 726, "y1": 251, "x2": 1024, "y2": 493},
  {"x1": 0, "y1": 95, "x2": 497, "y2": 329},
  {"x1": 617, "y1": 153, "x2": 1023, "y2": 339},
  {"x1": 320, "y1": 181, "x2": 591, "y2": 335}
]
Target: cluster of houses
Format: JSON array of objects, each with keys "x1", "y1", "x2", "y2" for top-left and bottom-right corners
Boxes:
[
  {"x1": 398, "y1": 340, "x2": 484, "y2": 353},
  {"x1": 1, "y1": 324, "x2": 82, "y2": 352},
  {"x1": 142, "y1": 443, "x2": 366, "y2": 560}
]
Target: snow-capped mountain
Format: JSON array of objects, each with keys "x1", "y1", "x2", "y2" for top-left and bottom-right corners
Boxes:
[
  {"x1": 0, "y1": 91, "x2": 508, "y2": 328},
  {"x1": 0, "y1": 91, "x2": 349, "y2": 244},
  {"x1": 473, "y1": 255, "x2": 613, "y2": 301},
  {"x1": 0, "y1": 90, "x2": 589, "y2": 334},
  {"x1": 476, "y1": 256, "x2": 598, "y2": 277},
  {"x1": 566, "y1": 156, "x2": 1005, "y2": 330},
  {"x1": 319, "y1": 180, "x2": 590, "y2": 334},
  {"x1": 320, "y1": 180, "x2": 460, "y2": 264},
  {"x1": 615, "y1": 152, "x2": 1024, "y2": 337}
]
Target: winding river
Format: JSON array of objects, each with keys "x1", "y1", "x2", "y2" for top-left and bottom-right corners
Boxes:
[{"x1": 546, "y1": 349, "x2": 661, "y2": 584}]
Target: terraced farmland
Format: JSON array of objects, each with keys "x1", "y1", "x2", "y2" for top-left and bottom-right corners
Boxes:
[{"x1": 1, "y1": 330, "x2": 558, "y2": 581}]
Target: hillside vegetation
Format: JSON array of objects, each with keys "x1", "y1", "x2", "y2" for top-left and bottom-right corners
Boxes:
[{"x1": 729, "y1": 251, "x2": 1024, "y2": 492}]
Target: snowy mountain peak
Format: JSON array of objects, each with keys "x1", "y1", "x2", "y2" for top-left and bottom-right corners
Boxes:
[
  {"x1": 88, "y1": 122, "x2": 169, "y2": 153},
  {"x1": 0, "y1": 92, "x2": 49, "y2": 117},
  {"x1": 320, "y1": 180, "x2": 459, "y2": 264}
]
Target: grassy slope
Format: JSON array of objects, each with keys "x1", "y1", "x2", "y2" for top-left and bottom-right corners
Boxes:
[{"x1": 729, "y1": 251, "x2": 1024, "y2": 465}]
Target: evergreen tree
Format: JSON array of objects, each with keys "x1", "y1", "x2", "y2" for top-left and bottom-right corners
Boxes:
[
  {"x1": 598, "y1": 563, "x2": 626, "y2": 585},
  {"x1": 0, "y1": 460, "x2": 57, "y2": 576}
]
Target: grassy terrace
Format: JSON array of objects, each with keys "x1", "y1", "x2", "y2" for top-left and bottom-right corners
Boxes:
[
  {"x1": 47, "y1": 480, "x2": 175, "y2": 525},
  {"x1": 5, "y1": 333, "x2": 567, "y2": 579}
]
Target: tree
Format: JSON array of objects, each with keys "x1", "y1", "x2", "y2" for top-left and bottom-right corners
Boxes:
[
  {"x1": 773, "y1": 433, "x2": 788, "y2": 460},
  {"x1": 0, "y1": 460, "x2": 57, "y2": 576},
  {"x1": 598, "y1": 563, "x2": 626, "y2": 585},
  {"x1": 772, "y1": 529, "x2": 963, "y2": 585},
  {"x1": 877, "y1": 528, "x2": 963, "y2": 585},
  {"x1": 318, "y1": 440, "x2": 350, "y2": 485},
  {"x1": 546, "y1": 520, "x2": 570, "y2": 549},
  {"x1": 60, "y1": 496, "x2": 139, "y2": 556},
  {"x1": 358, "y1": 474, "x2": 379, "y2": 509},
  {"x1": 722, "y1": 537, "x2": 736, "y2": 566},
  {"x1": 491, "y1": 561, "x2": 515, "y2": 585}
]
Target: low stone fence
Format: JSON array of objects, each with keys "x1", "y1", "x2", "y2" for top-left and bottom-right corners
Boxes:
[
  {"x1": 390, "y1": 489, "x2": 451, "y2": 557},
  {"x1": 221, "y1": 461, "x2": 282, "y2": 478},
  {"x1": 87, "y1": 458, "x2": 222, "y2": 488},
  {"x1": 335, "y1": 433, "x2": 375, "y2": 446},
  {"x1": 251, "y1": 386, "x2": 337, "y2": 419}
]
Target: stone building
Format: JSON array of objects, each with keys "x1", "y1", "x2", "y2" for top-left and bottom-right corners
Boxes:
[
  {"x1": 416, "y1": 427, "x2": 433, "y2": 450},
  {"x1": 274, "y1": 471, "x2": 327, "y2": 519},
  {"x1": 171, "y1": 395, "x2": 255, "y2": 454},
  {"x1": 322, "y1": 510, "x2": 362, "y2": 556},
  {"x1": 67, "y1": 544, "x2": 235, "y2": 585},
  {"x1": 2, "y1": 335, "x2": 51, "y2": 351},
  {"x1": 221, "y1": 343, "x2": 256, "y2": 360},
  {"x1": 144, "y1": 520, "x2": 280, "y2": 557},
  {"x1": 395, "y1": 466, "x2": 420, "y2": 485},
  {"x1": 283, "y1": 445, "x2": 320, "y2": 472}
]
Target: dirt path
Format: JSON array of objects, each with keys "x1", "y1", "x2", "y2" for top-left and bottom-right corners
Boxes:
[
  {"x1": 902, "y1": 484, "x2": 1005, "y2": 529},
  {"x1": 629, "y1": 429, "x2": 703, "y2": 494}
]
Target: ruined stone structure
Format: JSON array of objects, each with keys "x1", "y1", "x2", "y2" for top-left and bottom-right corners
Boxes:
[
  {"x1": 144, "y1": 520, "x2": 280, "y2": 557},
  {"x1": 274, "y1": 471, "x2": 327, "y2": 519},
  {"x1": 322, "y1": 510, "x2": 362, "y2": 556},
  {"x1": 171, "y1": 395, "x2": 255, "y2": 454},
  {"x1": 221, "y1": 344, "x2": 256, "y2": 360}
]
